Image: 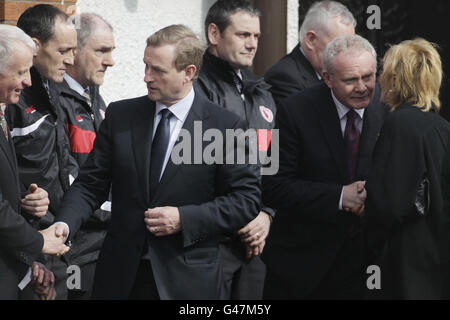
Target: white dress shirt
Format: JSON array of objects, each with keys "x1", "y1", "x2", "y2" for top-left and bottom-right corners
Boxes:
[
  {"x1": 330, "y1": 91, "x2": 365, "y2": 210},
  {"x1": 64, "y1": 73, "x2": 87, "y2": 96},
  {"x1": 153, "y1": 87, "x2": 194, "y2": 181}
]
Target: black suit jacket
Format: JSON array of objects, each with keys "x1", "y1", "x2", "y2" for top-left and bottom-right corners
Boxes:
[
  {"x1": 56, "y1": 91, "x2": 261, "y2": 299},
  {"x1": 0, "y1": 125, "x2": 43, "y2": 299},
  {"x1": 264, "y1": 44, "x2": 322, "y2": 107},
  {"x1": 262, "y1": 83, "x2": 387, "y2": 298}
]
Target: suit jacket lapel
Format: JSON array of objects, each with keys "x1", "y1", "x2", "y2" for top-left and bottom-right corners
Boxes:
[
  {"x1": 131, "y1": 98, "x2": 155, "y2": 205},
  {"x1": 319, "y1": 89, "x2": 350, "y2": 183},
  {"x1": 153, "y1": 93, "x2": 209, "y2": 201}
]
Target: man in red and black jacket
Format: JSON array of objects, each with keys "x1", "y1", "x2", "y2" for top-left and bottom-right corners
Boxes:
[{"x1": 53, "y1": 13, "x2": 115, "y2": 300}]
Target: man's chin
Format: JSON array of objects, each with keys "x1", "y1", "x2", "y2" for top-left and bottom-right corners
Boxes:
[{"x1": 7, "y1": 96, "x2": 20, "y2": 105}]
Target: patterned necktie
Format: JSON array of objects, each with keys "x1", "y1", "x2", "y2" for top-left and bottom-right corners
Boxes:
[
  {"x1": 149, "y1": 109, "x2": 172, "y2": 198},
  {"x1": 233, "y1": 72, "x2": 245, "y2": 101},
  {"x1": 82, "y1": 89, "x2": 92, "y2": 108},
  {"x1": 0, "y1": 106, "x2": 9, "y2": 141},
  {"x1": 344, "y1": 109, "x2": 360, "y2": 181}
]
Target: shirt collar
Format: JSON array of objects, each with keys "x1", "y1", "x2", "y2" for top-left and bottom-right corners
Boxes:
[
  {"x1": 331, "y1": 90, "x2": 365, "y2": 120},
  {"x1": 64, "y1": 73, "x2": 88, "y2": 96},
  {"x1": 155, "y1": 87, "x2": 195, "y2": 122},
  {"x1": 235, "y1": 69, "x2": 243, "y2": 80}
]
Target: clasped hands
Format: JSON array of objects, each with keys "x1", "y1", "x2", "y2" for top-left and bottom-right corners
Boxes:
[
  {"x1": 342, "y1": 180, "x2": 367, "y2": 217},
  {"x1": 20, "y1": 184, "x2": 70, "y2": 256},
  {"x1": 238, "y1": 211, "x2": 272, "y2": 260}
]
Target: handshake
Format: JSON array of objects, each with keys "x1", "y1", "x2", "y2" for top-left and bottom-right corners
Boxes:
[
  {"x1": 38, "y1": 223, "x2": 70, "y2": 256},
  {"x1": 342, "y1": 180, "x2": 367, "y2": 217},
  {"x1": 21, "y1": 184, "x2": 71, "y2": 256}
]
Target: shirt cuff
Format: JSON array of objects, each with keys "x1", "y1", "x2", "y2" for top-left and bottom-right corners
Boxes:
[{"x1": 339, "y1": 188, "x2": 343, "y2": 211}]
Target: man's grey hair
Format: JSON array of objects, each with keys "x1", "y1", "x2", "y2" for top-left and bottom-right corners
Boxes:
[
  {"x1": 322, "y1": 34, "x2": 377, "y2": 75},
  {"x1": 71, "y1": 13, "x2": 113, "y2": 49},
  {"x1": 299, "y1": 1, "x2": 356, "y2": 44},
  {"x1": 0, "y1": 24, "x2": 36, "y2": 74}
]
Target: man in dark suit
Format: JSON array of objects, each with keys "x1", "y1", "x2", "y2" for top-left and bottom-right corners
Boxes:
[
  {"x1": 262, "y1": 34, "x2": 387, "y2": 299},
  {"x1": 264, "y1": 1, "x2": 355, "y2": 106},
  {"x1": 0, "y1": 25, "x2": 70, "y2": 300},
  {"x1": 52, "y1": 25, "x2": 261, "y2": 300}
]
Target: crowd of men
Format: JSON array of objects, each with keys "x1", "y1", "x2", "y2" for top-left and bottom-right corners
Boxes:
[{"x1": 1, "y1": 0, "x2": 444, "y2": 300}]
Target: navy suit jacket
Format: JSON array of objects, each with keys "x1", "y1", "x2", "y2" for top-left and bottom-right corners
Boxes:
[{"x1": 56, "y1": 91, "x2": 261, "y2": 299}]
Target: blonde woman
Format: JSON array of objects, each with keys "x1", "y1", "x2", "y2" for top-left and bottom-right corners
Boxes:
[{"x1": 365, "y1": 38, "x2": 450, "y2": 299}]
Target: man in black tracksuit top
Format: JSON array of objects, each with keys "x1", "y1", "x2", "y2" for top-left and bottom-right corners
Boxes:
[
  {"x1": 194, "y1": 0, "x2": 276, "y2": 299},
  {"x1": 6, "y1": 5, "x2": 78, "y2": 299},
  {"x1": 53, "y1": 13, "x2": 115, "y2": 300}
]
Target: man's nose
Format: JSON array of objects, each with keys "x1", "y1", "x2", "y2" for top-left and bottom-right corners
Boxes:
[{"x1": 246, "y1": 36, "x2": 258, "y2": 50}]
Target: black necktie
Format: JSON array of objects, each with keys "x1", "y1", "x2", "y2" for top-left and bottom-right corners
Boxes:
[
  {"x1": 344, "y1": 109, "x2": 360, "y2": 182},
  {"x1": 149, "y1": 108, "x2": 172, "y2": 198}
]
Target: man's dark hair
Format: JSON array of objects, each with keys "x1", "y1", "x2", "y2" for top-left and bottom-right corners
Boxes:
[
  {"x1": 204, "y1": 0, "x2": 260, "y2": 44},
  {"x1": 17, "y1": 4, "x2": 69, "y2": 44}
]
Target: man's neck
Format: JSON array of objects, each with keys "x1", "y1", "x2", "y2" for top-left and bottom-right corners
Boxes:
[
  {"x1": 159, "y1": 84, "x2": 193, "y2": 108},
  {"x1": 207, "y1": 47, "x2": 240, "y2": 73},
  {"x1": 66, "y1": 69, "x2": 87, "y2": 89}
]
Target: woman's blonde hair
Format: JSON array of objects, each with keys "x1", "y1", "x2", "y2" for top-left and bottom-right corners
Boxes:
[{"x1": 380, "y1": 38, "x2": 442, "y2": 111}]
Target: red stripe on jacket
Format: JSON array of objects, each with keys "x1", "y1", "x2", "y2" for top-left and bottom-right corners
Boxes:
[{"x1": 68, "y1": 124, "x2": 96, "y2": 153}]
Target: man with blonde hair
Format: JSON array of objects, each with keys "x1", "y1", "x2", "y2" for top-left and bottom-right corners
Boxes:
[
  {"x1": 265, "y1": 0, "x2": 356, "y2": 106},
  {"x1": 53, "y1": 24, "x2": 261, "y2": 299}
]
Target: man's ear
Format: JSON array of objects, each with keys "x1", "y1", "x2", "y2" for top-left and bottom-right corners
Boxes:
[
  {"x1": 32, "y1": 37, "x2": 41, "y2": 56},
  {"x1": 207, "y1": 23, "x2": 221, "y2": 45},
  {"x1": 184, "y1": 64, "x2": 197, "y2": 84},
  {"x1": 322, "y1": 70, "x2": 332, "y2": 89},
  {"x1": 303, "y1": 30, "x2": 317, "y2": 51}
]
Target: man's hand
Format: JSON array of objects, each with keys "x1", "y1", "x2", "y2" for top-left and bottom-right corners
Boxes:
[
  {"x1": 244, "y1": 241, "x2": 266, "y2": 260},
  {"x1": 21, "y1": 184, "x2": 49, "y2": 218},
  {"x1": 238, "y1": 211, "x2": 272, "y2": 247},
  {"x1": 39, "y1": 224, "x2": 70, "y2": 256},
  {"x1": 342, "y1": 181, "x2": 366, "y2": 217},
  {"x1": 144, "y1": 206, "x2": 181, "y2": 237},
  {"x1": 31, "y1": 262, "x2": 56, "y2": 300}
]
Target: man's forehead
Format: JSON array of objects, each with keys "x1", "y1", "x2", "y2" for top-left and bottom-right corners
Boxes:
[
  {"x1": 51, "y1": 18, "x2": 76, "y2": 39},
  {"x1": 87, "y1": 28, "x2": 115, "y2": 46},
  {"x1": 144, "y1": 45, "x2": 176, "y2": 65},
  {"x1": 227, "y1": 11, "x2": 260, "y2": 31},
  {"x1": 334, "y1": 50, "x2": 375, "y2": 67}
]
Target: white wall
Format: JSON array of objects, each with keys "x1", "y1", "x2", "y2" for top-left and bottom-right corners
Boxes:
[
  {"x1": 76, "y1": 0, "x2": 215, "y2": 104},
  {"x1": 287, "y1": 0, "x2": 299, "y2": 53},
  {"x1": 74, "y1": 0, "x2": 297, "y2": 105}
]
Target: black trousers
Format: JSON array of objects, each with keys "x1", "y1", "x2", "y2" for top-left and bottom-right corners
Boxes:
[
  {"x1": 129, "y1": 260, "x2": 160, "y2": 300},
  {"x1": 220, "y1": 241, "x2": 266, "y2": 300},
  {"x1": 264, "y1": 233, "x2": 365, "y2": 300}
]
